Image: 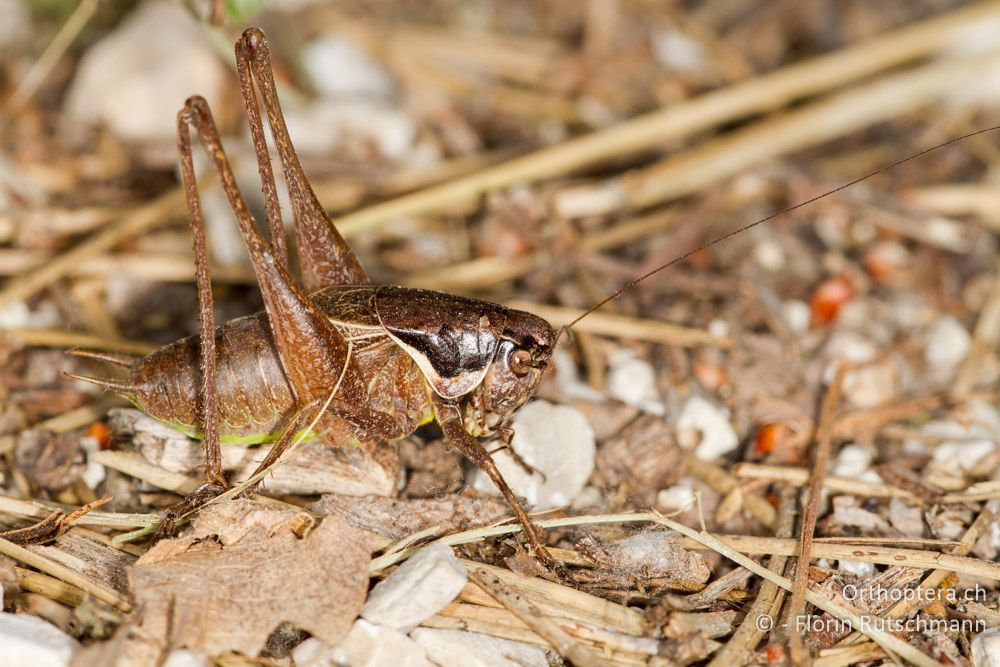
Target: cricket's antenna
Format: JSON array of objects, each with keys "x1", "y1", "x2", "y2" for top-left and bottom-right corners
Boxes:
[{"x1": 560, "y1": 123, "x2": 1000, "y2": 337}]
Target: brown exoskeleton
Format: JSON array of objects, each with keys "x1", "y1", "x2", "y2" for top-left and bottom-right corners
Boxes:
[{"x1": 68, "y1": 28, "x2": 561, "y2": 566}]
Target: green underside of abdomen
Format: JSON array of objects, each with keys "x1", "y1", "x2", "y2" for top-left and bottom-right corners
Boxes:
[{"x1": 141, "y1": 406, "x2": 436, "y2": 448}]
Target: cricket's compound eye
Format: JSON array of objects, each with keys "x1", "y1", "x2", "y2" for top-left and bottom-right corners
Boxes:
[{"x1": 509, "y1": 349, "x2": 532, "y2": 376}]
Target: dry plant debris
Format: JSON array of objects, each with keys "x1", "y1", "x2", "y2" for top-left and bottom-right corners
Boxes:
[
  {"x1": 4, "y1": 1, "x2": 1000, "y2": 666},
  {"x1": 129, "y1": 501, "x2": 369, "y2": 657}
]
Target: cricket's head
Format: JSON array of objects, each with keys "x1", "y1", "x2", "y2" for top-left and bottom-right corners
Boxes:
[{"x1": 477, "y1": 309, "x2": 556, "y2": 427}]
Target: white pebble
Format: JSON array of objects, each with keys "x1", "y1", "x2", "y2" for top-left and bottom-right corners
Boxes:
[
  {"x1": 550, "y1": 349, "x2": 604, "y2": 402},
  {"x1": 925, "y1": 217, "x2": 969, "y2": 251},
  {"x1": 888, "y1": 497, "x2": 924, "y2": 538},
  {"x1": 0, "y1": 300, "x2": 60, "y2": 329},
  {"x1": 831, "y1": 444, "x2": 872, "y2": 479},
  {"x1": 410, "y1": 629, "x2": 548, "y2": 667},
  {"x1": 162, "y1": 649, "x2": 210, "y2": 667},
  {"x1": 927, "y1": 400, "x2": 1000, "y2": 473},
  {"x1": 972, "y1": 626, "x2": 1000, "y2": 667},
  {"x1": 865, "y1": 240, "x2": 908, "y2": 276},
  {"x1": 652, "y1": 28, "x2": 706, "y2": 73},
  {"x1": 285, "y1": 102, "x2": 416, "y2": 160},
  {"x1": 781, "y1": 300, "x2": 811, "y2": 336},
  {"x1": 676, "y1": 396, "x2": 738, "y2": 461},
  {"x1": 933, "y1": 440, "x2": 996, "y2": 473},
  {"x1": 0, "y1": 301, "x2": 30, "y2": 329},
  {"x1": 605, "y1": 350, "x2": 664, "y2": 415},
  {"x1": 824, "y1": 331, "x2": 878, "y2": 365},
  {"x1": 294, "y1": 622, "x2": 432, "y2": 667},
  {"x1": 858, "y1": 469, "x2": 884, "y2": 485},
  {"x1": 837, "y1": 560, "x2": 876, "y2": 577},
  {"x1": 656, "y1": 483, "x2": 696, "y2": 512},
  {"x1": 79, "y1": 437, "x2": 106, "y2": 490},
  {"x1": 842, "y1": 362, "x2": 895, "y2": 408},
  {"x1": 302, "y1": 37, "x2": 395, "y2": 100},
  {"x1": 554, "y1": 181, "x2": 627, "y2": 219},
  {"x1": 0, "y1": 612, "x2": 79, "y2": 667},
  {"x1": 707, "y1": 319, "x2": 730, "y2": 339},
  {"x1": 361, "y1": 543, "x2": 466, "y2": 632},
  {"x1": 62, "y1": 2, "x2": 227, "y2": 166},
  {"x1": 570, "y1": 486, "x2": 604, "y2": 511},
  {"x1": 753, "y1": 239, "x2": 785, "y2": 272},
  {"x1": 473, "y1": 400, "x2": 595, "y2": 509},
  {"x1": 924, "y1": 315, "x2": 971, "y2": 374},
  {"x1": 81, "y1": 461, "x2": 106, "y2": 490}
]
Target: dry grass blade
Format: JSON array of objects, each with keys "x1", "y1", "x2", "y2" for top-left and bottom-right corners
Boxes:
[
  {"x1": 0, "y1": 497, "x2": 111, "y2": 545},
  {"x1": 370, "y1": 511, "x2": 663, "y2": 572},
  {"x1": 619, "y1": 51, "x2": 1000, "y2": 213},
  {"x1": 16, "y1": 567, "x2": 86, "y2": 607},
  {"x1": 468, "y1": 565, "x2": 609, "y2": 666},
  {"x1": 462, "y1": 560, "x2": 644, "y2": 636},
  {"x1": 90, "y1": 451, "x2": 200, "y2": 496},
  {"x1": 678, "y1": 535, "x2": 1000, "y2": 580},
  {"x1": 3, "y1": 329, "x2": 157, "y2": 355},
  {"x1": 734, "y1": 463, "x2": 915, "y2": 498},
  {"x1": 684, "y1": 456, "x2": 777, "y2": 528},
  {"x1": 0, "y1": 186, "x2": 185, "y2": 309},
  {"x1": 2, "y1": 0, "x2": 98, "y2": 116},
  {"x1": 507, "y1": 301, "x2": 731, "y2": 348},
  {"x1": 332, "y1": 2, "x2": 1000, "y2": 236},
  {"x1": 0, "y1": 493, "x2": 155, "y2": 531},
  {"x1": 708, "y1": 488, "x2": 796, "y2": 666},
  {"x1": 814, "y1": 644, "x2": 888, "y2": 667}
]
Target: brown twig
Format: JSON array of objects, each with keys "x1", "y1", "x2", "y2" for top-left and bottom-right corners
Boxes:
[{"x1": 788, "y1": 365, "x2": 847, "y2": 664}]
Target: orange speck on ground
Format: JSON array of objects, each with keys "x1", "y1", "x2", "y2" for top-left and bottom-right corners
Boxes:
[
  {"x1": 810, "y1": 275, "x2": 854, "y2": 327},
  {"x1": 86, "y1": 422, "x2": 112, "y2": 450}
]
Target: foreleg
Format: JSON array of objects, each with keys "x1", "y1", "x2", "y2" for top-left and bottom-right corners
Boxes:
[{"x1": 433, "y1": 397, "x2": 557, "y2": 569}]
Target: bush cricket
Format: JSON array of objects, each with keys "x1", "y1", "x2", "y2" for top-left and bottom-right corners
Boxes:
[
  {"x1": 66, "y1": 28, "x2": 1000, "y2": 569},
  {"x1": 67, "y1": 28, "x2": 562, "y2": 565}
]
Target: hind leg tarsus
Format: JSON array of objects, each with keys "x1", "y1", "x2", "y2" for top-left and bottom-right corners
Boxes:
[{"x1": 153, "y1": 480, "x2": 226, "y2": 541}]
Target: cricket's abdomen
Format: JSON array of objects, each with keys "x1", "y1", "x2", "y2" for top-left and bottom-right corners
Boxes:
[
  {"x1": 123, "y1": 287, "x2": 434, "y2": 445},
  {"x1": 128, "y1": 312, "x2": 297, "y2": 442}
]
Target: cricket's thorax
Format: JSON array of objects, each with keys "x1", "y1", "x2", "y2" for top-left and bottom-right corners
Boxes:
[{"x1": 124, "y1": 286, "x2": 437, "y2": 445}]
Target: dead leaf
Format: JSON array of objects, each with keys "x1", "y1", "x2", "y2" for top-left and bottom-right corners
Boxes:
[{"x1": 129, "y1": 500, "x2": 369, "y2": 657}]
